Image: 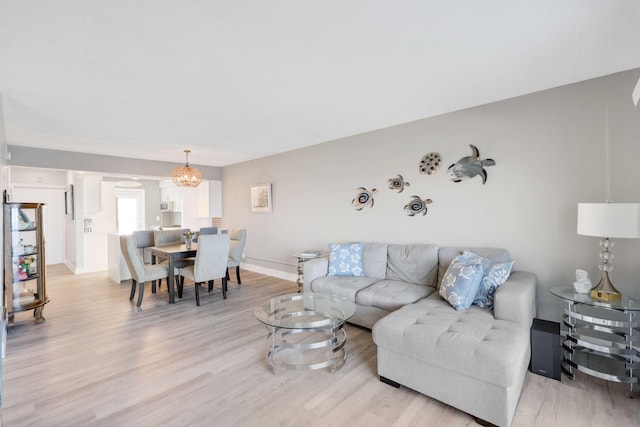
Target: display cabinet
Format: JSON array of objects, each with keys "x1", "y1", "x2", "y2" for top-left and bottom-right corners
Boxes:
[{"x1": 3, "y1": 202, "x2": 48, "y2": 326}]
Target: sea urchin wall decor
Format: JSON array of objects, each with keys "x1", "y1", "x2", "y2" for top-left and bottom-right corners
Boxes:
[
  {"x1": 387, "y1": 174, "x2": 410, "y2": 193},
  {"x1": 352, "y1": 187, "x2": 378, "y2": 210},
  {"x1": 447, "y1": 144, "x2": 495, "y2": 184},
  {"x1": 419, "y1": 152, "x2": 442, "y2": 175},
  {"x1": 404, "y1": 195, "x2": 433, "y2": 216}
]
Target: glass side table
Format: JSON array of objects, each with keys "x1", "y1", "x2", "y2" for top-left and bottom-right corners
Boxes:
[
  {"x1": 550, "y1": 287, "x2": 640, "y2": 396},
  {"x1": 291, "y1": 251, "x2": 327, "y2": 289}
]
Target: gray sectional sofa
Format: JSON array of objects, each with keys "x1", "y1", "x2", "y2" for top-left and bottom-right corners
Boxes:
[{"x1": 303, "y1": 243, "x2": 536, "y2": 427}]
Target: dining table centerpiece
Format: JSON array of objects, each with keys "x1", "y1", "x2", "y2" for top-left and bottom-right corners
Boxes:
[{"x1": 183, "y1": 231, "x2": 194, "y2": 249}]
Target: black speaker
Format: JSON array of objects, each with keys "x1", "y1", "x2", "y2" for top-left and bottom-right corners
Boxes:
[{"x1": 529, "y1": 318, "x2": 561, "y2": 381}]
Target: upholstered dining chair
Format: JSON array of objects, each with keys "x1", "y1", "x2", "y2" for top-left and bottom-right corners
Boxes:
[
  {"x1": 227, "y1": 229, "x2": 247, "y2": 284},
  {"x1": 153, "y1": 229, "x2": 195, "y2": 270},
  {"x1": 132, "y1": 229, "x2": 165, "y2": 292},
  {"x1": 178, "y1": 234, "x2": 231, "y2": 306},
  {"x1": 132, "y1": 230, "x2": 154, "y2": 264},
  {"x1": 120, "y1": 235, "x2": 170, "y2": 307},
  {"x1": 153, "y1": 229, "x2": 191, "y2": 246},
  {"x1": 193, "y1": 226, "x2": 217, "y2": 242}
]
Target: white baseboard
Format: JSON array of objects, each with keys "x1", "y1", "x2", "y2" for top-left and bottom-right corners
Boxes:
[
  {"x1": 66, "y1": 259, "x2": 296, "y2": 283},
  {"x1": 240, "y1": 263, "x2": 297, "y2": 283},
  {"x1": 64, "y1": 260, "x2": 80, "y2": 274}
]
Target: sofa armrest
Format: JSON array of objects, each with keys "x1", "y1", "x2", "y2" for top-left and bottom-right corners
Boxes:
[
  {"x1": 302, "y1": 257, "x2": 328, "y2": 293},
  {"x1": 493, "y1": 271, "x2": 537, "y2": 328}
]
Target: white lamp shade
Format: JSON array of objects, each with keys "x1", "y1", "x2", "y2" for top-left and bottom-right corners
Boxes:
[{"x1": 577, "y1": 203, "x2": 640, "y2": 238}]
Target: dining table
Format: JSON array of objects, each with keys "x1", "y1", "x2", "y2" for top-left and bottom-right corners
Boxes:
[{"x1": 149, "y1": 243, "x2": 198, "y2": 303}]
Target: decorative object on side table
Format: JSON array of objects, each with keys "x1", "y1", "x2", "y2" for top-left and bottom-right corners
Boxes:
[
  {"x1": 577, "y1": 202, "x2": 640, "y2": 299},
  {"x1": 573, "y1": 269, "x2": 591, "y2": 294}
]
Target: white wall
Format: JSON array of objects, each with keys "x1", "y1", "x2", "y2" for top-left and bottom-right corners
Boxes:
[
  {"x1": 0, "y1": 94, "x2": 7, "y2": 338},
  {"x1": 160, "y1": 179, "x2": 222, "y2": 230},
  {"x1": 222, "y1": 68, "x2": 640, "y2": 321}
]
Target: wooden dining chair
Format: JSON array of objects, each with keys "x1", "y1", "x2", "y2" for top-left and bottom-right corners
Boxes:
[
  {"x1": 226, "y1": 229, "x2": 247, "y2": 284},
  {"x1": 120, "y1": 235, "x2": 170, "y2": 307},
  {"x1": 178, "y1": 234, "x2": 230, "y2": 306}
]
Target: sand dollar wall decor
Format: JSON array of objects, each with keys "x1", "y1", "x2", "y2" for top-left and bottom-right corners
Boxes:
[
  {"x1": 448, "y1": 144, "x2": 495, "y2": 184},
  {"x1": 404, "y1": 195, "x2": 433, "y2": 216},
  {"x1": 419, "y1": 152, "x2": 441, "y2": 175},
  {"x1": 352, "y1": 187, "x2": 378, "y2": 210},
  {"x1": 387, "y1": 174, "x2": 410, "y2": 193}
]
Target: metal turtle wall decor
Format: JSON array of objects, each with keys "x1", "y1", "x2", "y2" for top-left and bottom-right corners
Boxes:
[
  {"x1": 352, "y1": 187, "x2": 378, "y2": 210},
  {"x1": 419, "y1": 152, "x2": 442, "y2": 175},
  {"x1": 447, "y1": 144, "x2": 495, "y2": 184},
  {"x1": 404, "y1": 195, "x2": 433, "y2": 216},
  {"x1": 387, "y1": 174, "x2": 410, "y2": 193}
]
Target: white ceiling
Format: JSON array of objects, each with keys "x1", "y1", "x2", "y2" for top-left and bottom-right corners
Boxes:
[{"x1": 1, "y1": 1, "x2": 639, "y2": 167}]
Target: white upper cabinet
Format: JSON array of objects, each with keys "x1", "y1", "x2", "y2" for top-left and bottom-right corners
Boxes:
[{"x1": 196, "y1": 180, "x2": 210, "y2": 218}]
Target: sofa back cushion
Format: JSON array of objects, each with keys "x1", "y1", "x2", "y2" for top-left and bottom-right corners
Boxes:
[
  {"x1": 438, "y1": 247, "x2": 511, "y2": 289},
  {"x1": 362, "y1": 242, "x2": 388, "y2": 279},
  {"x1": 386, "y1": 244, "x2": 439, "y2": 286}
]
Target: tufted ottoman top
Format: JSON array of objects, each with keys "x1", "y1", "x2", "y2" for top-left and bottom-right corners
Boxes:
[{"x1": 372, "y1": 294, "x2": 530, "y2": 388}]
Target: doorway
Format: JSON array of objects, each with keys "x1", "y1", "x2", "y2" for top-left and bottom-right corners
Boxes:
[{"x1": 115, "y1": 189, "x2": 145, "y2": 233}]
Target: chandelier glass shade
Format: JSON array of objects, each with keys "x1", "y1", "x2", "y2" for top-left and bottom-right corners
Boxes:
[{"x1": 172, "y1": 149, "x2": 201, "y2": 187}]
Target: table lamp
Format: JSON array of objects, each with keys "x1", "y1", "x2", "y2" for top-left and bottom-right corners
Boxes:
[{"x1": 577, "y1": 202, "x2": 640, "y2": 295}]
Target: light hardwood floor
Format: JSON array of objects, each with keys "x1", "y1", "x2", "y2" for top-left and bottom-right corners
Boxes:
[{"x1": 3, "y1": 265, "x2": 638, "y2": 426}]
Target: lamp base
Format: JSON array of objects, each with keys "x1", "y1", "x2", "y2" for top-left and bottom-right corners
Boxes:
[{"x1": 591, "y1": 271, "x2": 621, "y2": 295}]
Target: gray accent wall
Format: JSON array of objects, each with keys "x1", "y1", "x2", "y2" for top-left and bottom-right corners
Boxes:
[{"x1": 222, "y1": 68, "x2": 640, "y2": 321}]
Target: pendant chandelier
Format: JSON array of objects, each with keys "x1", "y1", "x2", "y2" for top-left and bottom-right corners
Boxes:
[{"x1": 172, "y1": 149, "x2": 201, "y2": 187}]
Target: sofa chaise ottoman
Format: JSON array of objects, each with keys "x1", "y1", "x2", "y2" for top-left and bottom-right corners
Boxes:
[{"x1": 304, "y1": 243, "x2": 536, "y2": 427}]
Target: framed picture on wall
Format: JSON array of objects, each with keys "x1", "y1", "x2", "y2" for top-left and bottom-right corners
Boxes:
[
  {"x1": 250, "y1": 183, "x2": 272, "y2": 213},
  {"x1": 65, "y1": 184, "x2": 75, "y2": 220}
]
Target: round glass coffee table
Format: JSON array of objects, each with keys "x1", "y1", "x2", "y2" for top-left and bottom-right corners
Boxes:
[{"x1": 255, "y1": 293, "x2": 357, "y2": 374}]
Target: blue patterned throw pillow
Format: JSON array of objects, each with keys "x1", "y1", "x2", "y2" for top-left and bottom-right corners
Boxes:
[
  {"x1": 327, "y1": 243, "x2": 364, "y2": 277},
  {"x1": 459, "y1": 251, "x2": 514, "y2": 310},
  {"x1": 439, "y1": 253, "x2": 485, "y2": 311}
]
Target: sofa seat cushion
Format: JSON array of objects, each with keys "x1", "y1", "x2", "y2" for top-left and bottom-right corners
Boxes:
[
  {"x1": 356, "y1": 280, "x2": 436, "y2": 311},
  {"x1": 372, "y1": 296, "x2": 529, "y2": 388},
  {"x1": 310, "y1": 276, "x2": 379, "y2": 300}
]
